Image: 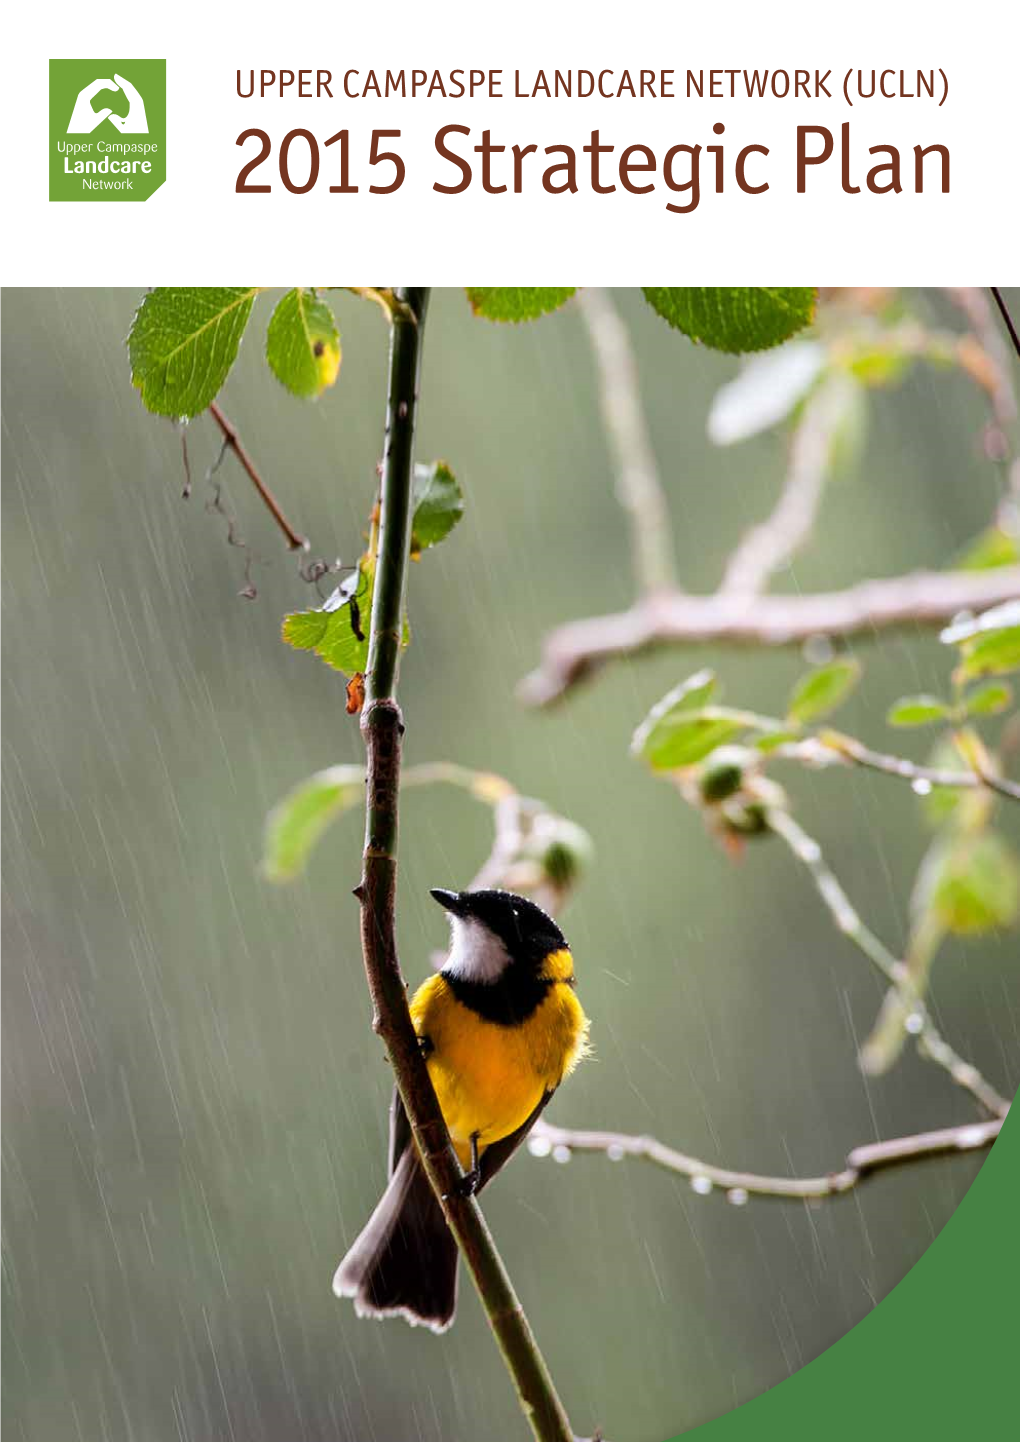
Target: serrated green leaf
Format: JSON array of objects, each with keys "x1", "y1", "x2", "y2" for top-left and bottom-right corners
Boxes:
[
  {"x1": 262, "y1": 765, "x2": 364, "y2": 881},
  {"x1": 786, "y1": 658, "x2": 862, "y2": 725},
  {"x1": 266, "y1": 289, "x2": 341, "y2": 398},
  {"x1": 283, "y1": 555, "x2": 411, "y2": 677},
  {"x1": 283, "y1": 563, "x2": 371, "y2": 676},
  {"x1": 707, "y1": 342, "x2": 824, "y2": 445},
  {"x1": 642, "y1": 287, "x2": 816, "y2": 355},
  {"x1": 954, "y1": 525, "x2": 1020, "y2": 571},
  {"x1": 466, "y1": 288, "x2": 575, "y2": 323},
  {"x1": 886, "y1": 695, "x2": 950, "y2": 727},
  {"x1": 926, "y1": 832, "x2": 1019, "y2": 935},
  {"x1": 964, "y1": 681, "x2": 1013, "y2": 717},
  {"x1": 411, "y1": 461, "x2": 464, "y2": 553},
  {"x1": 128, "y1": 287, "x2": 260, "y2": 417}
]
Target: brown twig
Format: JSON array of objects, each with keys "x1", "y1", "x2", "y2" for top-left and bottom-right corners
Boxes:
[
  {"x1": 518, "y1": 567, "x2": 1020, "y2": 707},
  {"x1": 208, "y1": 401, "x2": 309, "y2": 551},
  {"x1": 530, "y1": 1116, "x2": 1004, "y2": 1201},
  {"x1": 991, "y1": 287, "x2": 1020, "y2": 364}
]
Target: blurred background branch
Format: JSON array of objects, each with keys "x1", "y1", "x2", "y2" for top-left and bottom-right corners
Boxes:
[
  {"x1": 720, "y1": 371, "x2": 852, "y2": 596},
  {"x1": 519, "y1": 568, "x2": 1020, "y2": 706},
  {"x1": 522, "y1": 287, "x2": 1020, "y2": 707},
  {"x1": 576, "y1": 288, "x2": 678, "y2": 595},
  {"x1": 764, "y1": 809, "x2": 1011, "y2": 1117}
]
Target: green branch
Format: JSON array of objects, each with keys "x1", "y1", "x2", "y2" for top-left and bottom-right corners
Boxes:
[{"x1": 354, "y1": 288, "x2": 576, "y2": 1442}]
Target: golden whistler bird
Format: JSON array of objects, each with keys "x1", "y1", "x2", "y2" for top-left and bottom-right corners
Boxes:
[{"x1": 334, "y1": 887, "x2": 590, "y2": 1331}]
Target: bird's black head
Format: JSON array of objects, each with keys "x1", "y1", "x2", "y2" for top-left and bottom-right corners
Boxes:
[{"x1": 430, "y1": 888, "x2": 567, "y2": 983}]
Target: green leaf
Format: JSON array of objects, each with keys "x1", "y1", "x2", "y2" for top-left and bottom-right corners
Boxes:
[
  {"x1": 283, "y1": 565, "x2": 371, "y2": 676},
  {"x1": 641, "y1": 287, "x2": 816, "y2": 354},
  {"x1": 786, "y1": 658, "x2": 862, "y2": 725},
  {"x1": 844, "y1": 343, "x2": 913, "y2": 387},
  {"x1": 927, "y1": 832, "x2": 1019, "y2": 935},
  {"x1": 262, "y1": 765, "x2": 364, "y2": 881},
  {"x1": 411, "y1": 462, "x2": 464, "y2": 554},
  {"x1": 886, "y1": 695, "x2": 950, "y2": 727},
  {"x1": 632, "y1": 670, "x2": 716, "y2": 753},
  {"x1": 632, "y1": 673, "x2": 768, "y2": 769},
  {"x1": 466, "y1": 288, "x2": 575, "y2": 323},
  {"x1": 954, "y1": 525, "x2": 1020, "y2": 571},
  {"x1": 941, "y1": 604, "x2": 1020, "y2": 681},
  {"x1": 957, "y1": 630, "x2": 1020, "y2": 680},
  {"x1": 266, "y1": 288, "x2": 341, "y2": 398},
  {"x1": 707, "y1": 342, "x2": 825, "y2": 445},
  {"x1": 641, "y1": 712, "x2": 748, "y2": 770},
  {"x1": 753, "y1": 728, "x2": 800, "y2": 753},
  {"x1": 128, "y1": 287, "x2": 260, "y2": 417},
  {"x1": 964, "y1": 681, "x2": 1013, "y2": 717},
  {"x1": 283, "y1": 554, "x2": 411, "y2": 677}
]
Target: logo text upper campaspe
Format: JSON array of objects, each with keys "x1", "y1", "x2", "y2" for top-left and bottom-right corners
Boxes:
[{"x1": 49, "y1": 59, "x2": 165, "y2": 202}]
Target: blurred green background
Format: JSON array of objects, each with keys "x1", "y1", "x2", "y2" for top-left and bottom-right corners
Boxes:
[{"x1": 2, "y1": 288, "x2": 1017, "y2": 1442}]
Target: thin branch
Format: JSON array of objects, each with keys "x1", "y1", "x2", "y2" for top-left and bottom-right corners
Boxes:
[
  {"x1": 208, "y1": 401, "x2": 309, "y2": 552},
  {"x1": 179, "y1": 426, "x2": 193, "y2": 499},
  {"x1": 969, "y1": 754, "x2": 1020, "y2": 802},
  {"x1": 765, "y1": 807, "x2": 1011, "y2": 1118},
  {"x1": 947, "y1": 287, "x2": 1019, "y2": 511},
  {"x1": 991, "y1": 287, "x2": 1020, "y2": 363},
  {"x1": 518, "y1": 567, "x2": 1020, "y2": 707},
  {"x1": 720, "y1": 373, "x2": 849, "y2": 596},
  {"x1": 529, "y1": 1116, "x2": 1003, "y2": 1201},
  {"x1": 783, "y1": 732, "x2": 1020, "y2": 802},
  {"x1": 577, "y1": 288, "x2": 677, "y2": 594},
  {"x1": 948, "y1": 289, "x2": 1018, "y2": 432},
  {"x1": 354, "y1": 290, "x2": 575, "y2": 1442}
]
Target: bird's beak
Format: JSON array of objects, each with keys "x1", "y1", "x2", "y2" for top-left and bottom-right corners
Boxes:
[{"x1": 430, "y1": 888, "x2": 467, "y2": 916}]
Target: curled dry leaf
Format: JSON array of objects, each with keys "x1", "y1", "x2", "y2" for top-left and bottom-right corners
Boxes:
[{"x1": 346, "y1": 672, "x2": 366, "y2": 715}]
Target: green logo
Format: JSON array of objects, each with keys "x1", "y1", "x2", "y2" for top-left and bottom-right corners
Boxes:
[{"x1": 49, "y1": 59, "x2": 166, "y2": 202}]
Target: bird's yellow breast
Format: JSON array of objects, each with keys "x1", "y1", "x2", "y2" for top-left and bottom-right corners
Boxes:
[{"x1": 410, "y1": 963, "x2": 589, "y2": 1168}]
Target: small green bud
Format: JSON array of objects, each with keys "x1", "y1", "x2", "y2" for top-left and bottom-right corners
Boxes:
[
  {"x1": 516, "y1": 813, "x2": 595, "y2": 891},
  {"x1": 719, "y1": 776, "x2": 787, "y2": 837},
  {"x1": 720, "y1": 798, "x2": 770, "y2": 835},
  {"x1": 698, "y1": 745, "x2": 758, "y2": 803},
  {"x1": 540, "y1": 818, "x2": 595, "y2": 888}
]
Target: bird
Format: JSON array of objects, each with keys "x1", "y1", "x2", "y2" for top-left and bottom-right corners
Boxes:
[{"x1": 333, "y1": 886, "x2": 590, "y2": 1332}]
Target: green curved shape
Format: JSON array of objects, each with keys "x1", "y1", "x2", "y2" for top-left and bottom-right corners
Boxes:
[{"x1": 664, "y1": 1103, "x2": 1015, "y2": 1440}]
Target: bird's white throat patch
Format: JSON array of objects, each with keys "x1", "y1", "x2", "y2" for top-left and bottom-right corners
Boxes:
[{"x1": 443, "y1": 915, "x2": 512, "y2": 985}]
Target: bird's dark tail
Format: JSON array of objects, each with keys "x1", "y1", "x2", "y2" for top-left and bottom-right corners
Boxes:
[{"x1": 333, "y1": 1143, "x2": 459, "y2": 1332}]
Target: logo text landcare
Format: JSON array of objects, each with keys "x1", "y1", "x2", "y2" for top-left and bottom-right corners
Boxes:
[{"x1": 49, "y1": 60, "x2": 166, "y2": 202}]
